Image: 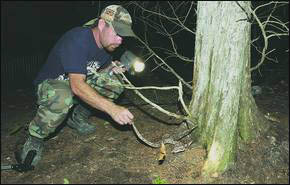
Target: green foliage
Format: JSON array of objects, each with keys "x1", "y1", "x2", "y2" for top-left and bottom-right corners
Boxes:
[
  {"x1": 63, "y1": 178, "x2": 70, "y2": 184},
  {"x1": 152, "y1": 176, "x2": 168, "y2": 184}
]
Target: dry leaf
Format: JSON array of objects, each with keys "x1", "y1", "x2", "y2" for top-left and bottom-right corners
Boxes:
[
  {"x1": 211, "y1": 172, "x2": 219, "y2": 178},
  {"x1": 158, "y1": 142, "x2": 166, "y2": 162}
]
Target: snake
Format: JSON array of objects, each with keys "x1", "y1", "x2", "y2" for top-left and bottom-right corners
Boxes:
[{"x1": 131, "y1": 121, "x2": 197, "y2": 153}]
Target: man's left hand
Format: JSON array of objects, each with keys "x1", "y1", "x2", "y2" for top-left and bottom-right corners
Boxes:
[{"x1": 111, "y1": 60, "x2": 126, "y2": 74}]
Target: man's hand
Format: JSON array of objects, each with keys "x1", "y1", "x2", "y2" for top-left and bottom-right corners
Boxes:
[
  {"x1": 69, "y1": 73, "x2": 133, "y2": 126},
  {"x1": 99, "y1": 61, "x2": 126, "y2": 75},
  {"x1": 111, "y1": 60, "x2": 126, "y2": 74},
  {"x1": 109, "y1": 105, "x2": 134, "y2": 125}
]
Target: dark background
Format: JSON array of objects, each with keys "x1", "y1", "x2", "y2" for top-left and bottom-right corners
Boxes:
[
  {"x1": 1, "y1": 1, "x2": 289, "y2": 91},
  {"x1": 1, "y1": 1, "x2": 115, "y2": 55},
  {"x1": 1, "y1": 1, "x2": 129, "y2": 90}
]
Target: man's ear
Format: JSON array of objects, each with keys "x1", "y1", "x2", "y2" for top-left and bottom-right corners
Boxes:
[{"x1": 98, "y1": 19, "x2": 106, "y2": 31}]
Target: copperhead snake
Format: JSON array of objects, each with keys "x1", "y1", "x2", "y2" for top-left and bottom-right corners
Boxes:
[{"x1": 131, "y1": 121, "x2": 196, "y2": 153}]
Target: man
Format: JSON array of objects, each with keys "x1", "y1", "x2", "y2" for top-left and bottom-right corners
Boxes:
[{"x1": 20, "y1": 5, "x2": 136, "y2": 166}]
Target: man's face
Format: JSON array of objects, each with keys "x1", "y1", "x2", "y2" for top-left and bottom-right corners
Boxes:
[{"x1": 100, "y1": 24, "x2": 123, "y2": 52}]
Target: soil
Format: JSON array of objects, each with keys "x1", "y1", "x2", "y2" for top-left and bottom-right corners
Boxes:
[{"x1": 1, "y1": 78, "x2": 289, "y2": 184}]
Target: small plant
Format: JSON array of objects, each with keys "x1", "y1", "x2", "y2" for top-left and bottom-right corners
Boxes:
[
  {"x1": 152, "y1": 176, "x2": 168, "y2": 184},
  {"x1": 63, "y1": 178, "x2": 70, "y2": 184}
]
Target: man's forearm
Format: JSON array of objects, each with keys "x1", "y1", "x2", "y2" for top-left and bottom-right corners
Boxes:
[
  {"x1": 73, "y1": 81, "x2": 115, "y2": 115},
  {"x1": 69, "y1": 73, "x2": 133, "y2": 125}
]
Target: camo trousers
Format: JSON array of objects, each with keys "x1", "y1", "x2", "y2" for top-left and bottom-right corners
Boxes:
[{"x1": 28, "y1": 72, "x2": 124, "y2": 139}]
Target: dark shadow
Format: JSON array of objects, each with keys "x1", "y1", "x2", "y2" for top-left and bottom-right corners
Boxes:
[
  {"x1": 117, "y1": 96, "x2": 185, "y2": 126},
  {"x1": 91, "y1": 109, "x2": 132, "y2": 132}
]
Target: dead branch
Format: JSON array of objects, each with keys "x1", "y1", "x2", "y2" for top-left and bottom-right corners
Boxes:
[
  {"x1": 127, "y1": 1, "x2": 195, "y2": 90},
  {"x1": 111, "y1": 62, "x2": 190, "y2": 119},
  {"x1": 135, "y1": 35, "x2": 193, "y2": 90},
  {"x1": 249, "y1": 1, "x2": 289, "y2": 72}
]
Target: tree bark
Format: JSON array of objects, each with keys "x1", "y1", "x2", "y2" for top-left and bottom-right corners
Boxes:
[{"x1": 189, "y1": 1, "x2": 269, "y2": 176}]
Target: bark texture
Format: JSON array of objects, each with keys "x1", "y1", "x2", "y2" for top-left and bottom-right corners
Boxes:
[{"x1": 189, "y1": 1, "x2": 268, "y2": 176}]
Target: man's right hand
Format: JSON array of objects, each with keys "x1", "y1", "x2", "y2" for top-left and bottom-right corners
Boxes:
[{"x1": 109, "y1": 105, "x2": 134, "y2": 125}]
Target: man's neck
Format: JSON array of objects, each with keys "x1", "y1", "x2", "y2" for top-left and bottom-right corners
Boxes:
[{"x1": 91, "y1": 28, "x2": 103, "y2": 49}]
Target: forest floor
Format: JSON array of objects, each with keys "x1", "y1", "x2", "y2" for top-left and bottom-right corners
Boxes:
[{"x1": 1, "y1": 76, "x2": 289, "y2": 184}]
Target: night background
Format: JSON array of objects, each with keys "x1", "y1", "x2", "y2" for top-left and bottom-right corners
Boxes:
[
  {"x1": 1, "y1": 1, "x2": 123, "y2": 90},
  {"x1": 1, "y1": 1, "x2": 288, "y2": 90},
  {"x1": 2, "y1": 1, "x2": 184, "y2": 90},
  {"x1": 1, "y1": 1, "x2": 289, "y2": 184}
]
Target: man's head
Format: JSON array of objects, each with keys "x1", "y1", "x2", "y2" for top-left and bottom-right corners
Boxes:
[
  {"x1": 84, "y1": 5, "x2": 136, "y2": 52},
  {"x1": 97, "y1": 19, "x2": 123, "y2": 52}
]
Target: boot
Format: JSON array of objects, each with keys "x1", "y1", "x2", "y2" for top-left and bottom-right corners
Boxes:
[
  {"x1": 67, "y1": 103, "x2": 97, "y2": 135},
  {"x1": 20, "y1": 135, "x2": 44, "y2": 166}
]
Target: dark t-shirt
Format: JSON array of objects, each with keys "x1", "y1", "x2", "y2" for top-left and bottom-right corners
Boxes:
[{"x1": 34, "y1": 27, "x2": 112, "y2": 86}]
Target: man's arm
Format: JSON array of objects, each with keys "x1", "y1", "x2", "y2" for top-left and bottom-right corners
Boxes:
[{"x1": 68, "y1": 73, "x2": 133, "y2": 125}]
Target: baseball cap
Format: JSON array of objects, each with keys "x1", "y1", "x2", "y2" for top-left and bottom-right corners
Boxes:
[{"x1": 84, "y1": 5, "x2": 136, "y2": 38}]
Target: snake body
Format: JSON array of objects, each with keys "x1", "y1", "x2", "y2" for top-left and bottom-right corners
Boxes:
[{"x1": 132, "y1": 122, "x2": 196, "y2": 153}]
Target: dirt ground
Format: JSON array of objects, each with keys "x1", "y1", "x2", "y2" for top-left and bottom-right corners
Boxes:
[{"x1": 1, "y1": 78, "x2": 289, "y2": 184}]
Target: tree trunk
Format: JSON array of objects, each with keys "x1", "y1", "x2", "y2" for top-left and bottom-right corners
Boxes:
[{"x1": 189, "y1": 1, "x2": 269, "y2": 176}]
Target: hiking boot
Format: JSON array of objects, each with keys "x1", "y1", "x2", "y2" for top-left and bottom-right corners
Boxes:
[
  {"x1": 67, "y1": 103, "x2": 96, "y2": 135},
  {"x1": 20, "y1": 135, "x2": 44, "y2": 166}
]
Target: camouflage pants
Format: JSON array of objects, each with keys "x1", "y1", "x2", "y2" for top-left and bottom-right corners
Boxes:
[{"x1": 28, "y1": 72, "x2": 124, "y2": 139}]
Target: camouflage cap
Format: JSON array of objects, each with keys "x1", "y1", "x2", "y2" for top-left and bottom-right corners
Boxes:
[{"x1": 84, "y1": 5, "x2": 136, "y2": 37}]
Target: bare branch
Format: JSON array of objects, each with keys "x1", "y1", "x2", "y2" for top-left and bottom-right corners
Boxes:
[
  {"x1": 167, "y1": 2, "x2": 195, "y2": 34},
  {"x1": 134, "y1": 34, "x2": 193, "y2": 89},
  {"x1": 250, "y1": 1, "x2": 289, "y2": 72},
  {"x1": 183, "y1": 1, "x2": 195, "y2": 24},
  {"x1": 111, "y1": 62, "x2": 187, "y2": 120}
]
